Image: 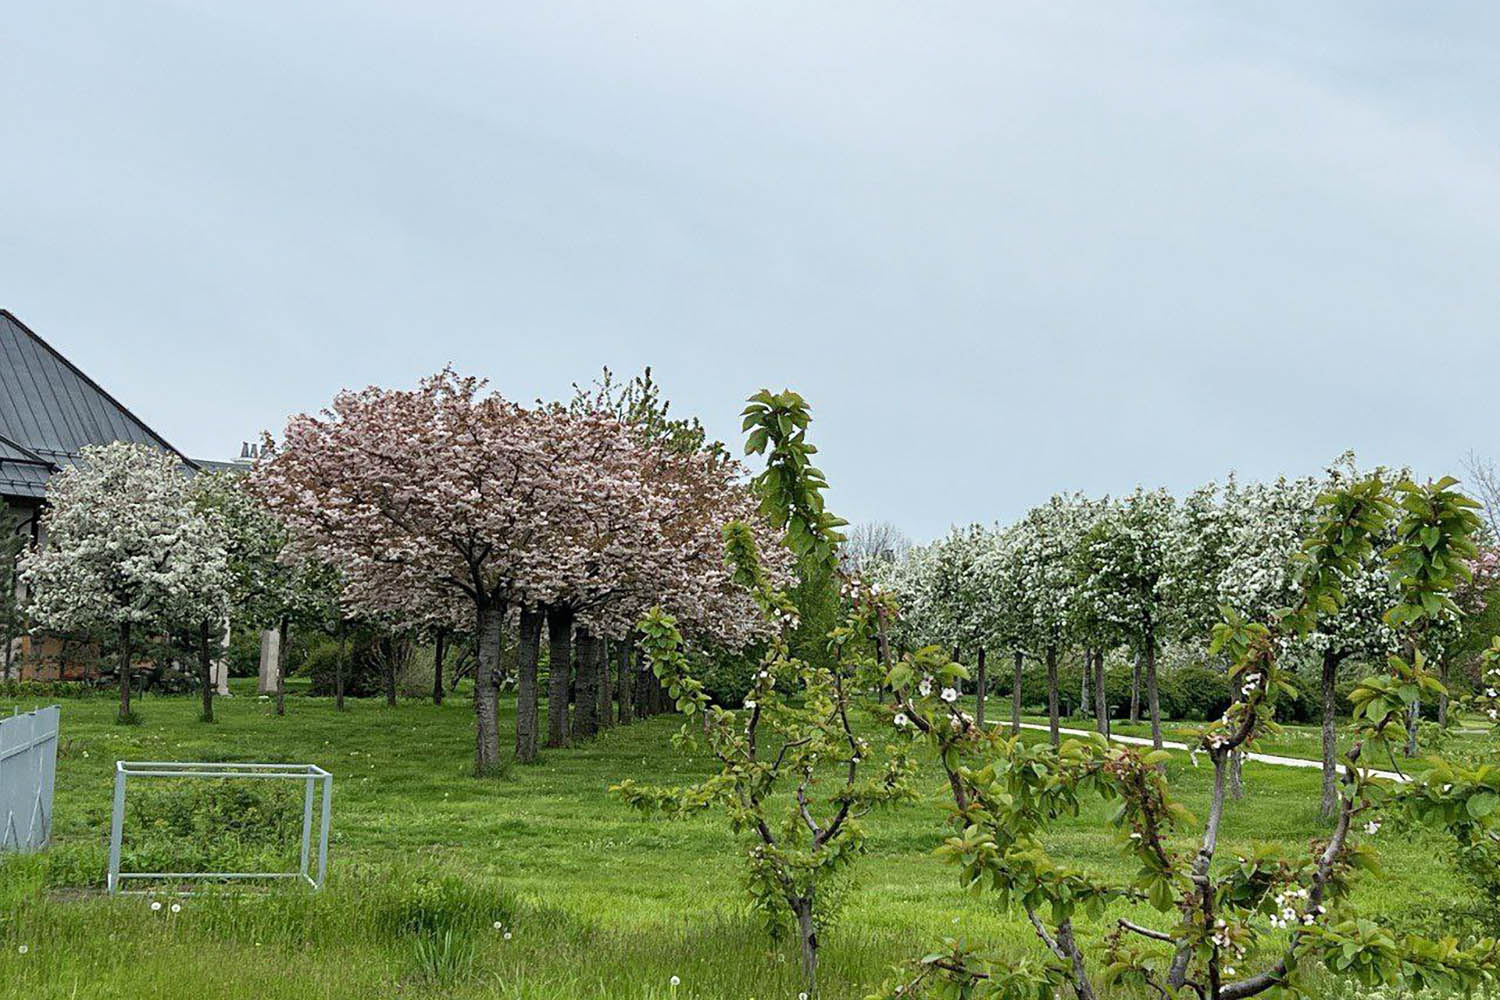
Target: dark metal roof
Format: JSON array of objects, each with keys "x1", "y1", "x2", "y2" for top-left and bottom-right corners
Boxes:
[
  {"x1": 0, "y1": 433, "x2": 57, "y2": 499},
  {"x1": 0, "y1": 310, "x2": 198, "y2": 500}
]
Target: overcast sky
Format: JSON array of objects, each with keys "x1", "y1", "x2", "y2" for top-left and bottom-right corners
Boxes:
[{"x1": 4, "y1": 2, "x2": 1497, "y2": 541}]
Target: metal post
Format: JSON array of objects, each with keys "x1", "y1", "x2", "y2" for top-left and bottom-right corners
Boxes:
[
  {"x1": 315, "y1": 772, "x2": 332, "y2": 889},
  {"x1": 107, "y1": 763, "x2": 127, "y2": 894},
  {"x1": 299, "y1": 771, "x2": 315, "y2": 880}
]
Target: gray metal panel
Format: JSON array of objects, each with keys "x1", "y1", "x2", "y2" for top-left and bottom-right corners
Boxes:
[
  {"x1": 0, "y1": 311, "x2": 199, "y2": 500},
  {"x1": 0, "y1": 706, "x2": 60, "y2": 854}
]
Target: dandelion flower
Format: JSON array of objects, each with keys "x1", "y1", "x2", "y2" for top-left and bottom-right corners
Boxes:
[
  {"x1": 170, "y1": 903, "x2": 181, "y2": 914},
  {"x1": 150, "y1": 900, "x2": 162, "y2": 912},
  {"x1": 17, "y1": 945, "x2": 27, "y2": 955},
  {"x1": 670, "y1": 975, "x2": 681, "y2": 987},
  {"x1": 493, "y1": 921, "x2": 503, "y2": 930},
  {"x1": 503, "y1": 931, "x2": 512, "y2": 940}
]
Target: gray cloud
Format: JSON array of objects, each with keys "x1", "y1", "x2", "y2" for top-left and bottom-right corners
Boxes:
[{"x1": 4, "y1": 1, "x2": 1497, "y2": 540}]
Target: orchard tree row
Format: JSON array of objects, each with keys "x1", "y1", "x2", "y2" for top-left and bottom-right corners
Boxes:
[
  {"x1": 16, "y1": 368, "x2": 790, "y2": 776},
  {"x1": 871, "y1": 456, "x2": 1500, "y2": 815}
]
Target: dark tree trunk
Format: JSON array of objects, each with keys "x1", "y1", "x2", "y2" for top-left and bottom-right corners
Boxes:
[
  {"x1": 276, "y1": 616, "x2": 289, "y2": 716},
  {"x1": 1438, "y1": 659, "x2": 1449, "y2": 728},
  {"x1": 1405, "y1": 637, "x2": 1421, "y2": 758},
  {"x1": 335, "y1": 624, "x2": 346, "y2": 712},
  {"x1": 1093, "y1": 649, "x2": 1109, "y2": 738},
  {"x1": 117, "y1": 620, "x2": 132, "y2": 722},
  {"x1": 617, "y1": 641, "x2": 633, "y2": 724},
  {"x1": 1320, "y1": 649, "x2": 1340, "y2": 818},
  {"x1": 1130, "y1": 652, "x2": 1141, "y2": 724},
  {"x1": 546, "y1": 605, "x2": 574, "y2": 747},
  {"x1": 975, "y1": 645, "x2": 987, "y2": 728},
  {"x1": 1080, "y1": 648, "x2": 1091, "y2": 720},
  {"x1": 473, "y1": 599, "x2": 504, "y2": 776},
  {"x1": 1046, "y1": 644, "x2": 1060, "y2": 747},
  {"x1": 573, "y1": 627, "x2": 599, "y2": 741},
  {"x1": 1145, "y1": 639, "x2": 1162, "y2": 750},
  {"x1": 198, "y1": 620, "x2": 215, "y2": 723},
  {"x1": 383, "y1": 632, "x2": 398, "y2": 708},
  {"x1": 515, "y1": 607, "x2": 542, "y2": 762},
  {"x1": 433, "y1": 631, "x2": 446, "y2": 707},
  {"x1": 597, "y1": 637, "x2": 612, "y2": 729},
  {"x1": 1011, "y1": 649, "x2": 1023, "y2": 736}
]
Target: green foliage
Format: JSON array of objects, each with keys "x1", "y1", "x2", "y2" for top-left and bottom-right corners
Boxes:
[
  {"x1": 741, "y1": 389, "x2": 847, "y2": 565},
  {"x1": 123, "y1": 778, "x2": 302, "y2": 877},
  {"x1": 616, "y1": 388, "x2": 907, "y2": 992}
]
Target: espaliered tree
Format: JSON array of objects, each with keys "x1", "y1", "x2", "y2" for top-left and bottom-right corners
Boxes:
[
  {"x1": 874, "y1": 474, "x2": 1498, "y2": 1000},
  {"x1": 613, "y1": 389, "x2": 915, "y2": 994},
  {"x1": 20, "y1": 442, "x2": 230, "y2": 724}
]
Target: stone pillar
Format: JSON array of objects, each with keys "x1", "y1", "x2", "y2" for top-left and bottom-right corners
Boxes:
[
  {"x1": 257, "y1": 628, "x2": 281, "y2": 695},
  {"x1": 212, "y1": 621, "x2": 233, "y2": 695}
]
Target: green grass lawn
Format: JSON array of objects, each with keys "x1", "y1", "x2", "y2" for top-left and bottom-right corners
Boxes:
[{"x1": 0, "y1": 684, "x2": 1490, "y2": 999}]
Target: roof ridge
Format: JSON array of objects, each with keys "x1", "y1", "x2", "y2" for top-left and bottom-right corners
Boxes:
[{"x1": 0, "y1": 309, "x2": 200, "y2": 471}]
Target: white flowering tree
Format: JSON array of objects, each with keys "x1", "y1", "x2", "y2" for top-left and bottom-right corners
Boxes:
[
  {"x1": 1072, "y1": 489, "x2": 1176, "y2": 749},
  {"x1": 1013, "y1": 494, "x2": 1087, "y2": 746},
  {"x1": 20, "y1": 442, "x2": 229, "y2": 722},
  {"x1": 876, "y1": 475, "x2": 1499, "y2": 1000}
]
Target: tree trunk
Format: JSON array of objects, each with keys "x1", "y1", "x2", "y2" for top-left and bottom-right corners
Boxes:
[
  {"x1": 1093, "y1": 649, "x2": 1109, "y2": 738},
  {"x1": 1046, "y1": 644, "x2": 1060, "y2": 748},
  {"x1": 1406, "y1": 699, "x2": 1421, "y2": 757},
  {"x1": 1438, "y1": 659, "x2": 1449, "y2": 727},
  {"x1": 515, "y1": 607, "x2": 542, "y2": 762},
  {"x1": 276, "y1": 616, "x2": 289, "y2": 716},
  {"x1": 975, "y1": 645, "x2": 987, "y2": 728},
  {"x1": 546, "y1": 605, "x2": 574, "y2": 747},
  {"x1": 1011, "y1": 649, "x2": 1023, "y2": 736},
  {"x1": 1145, "y1": 639, "x2": 1162, "y2": 750},
  {"x1": 335, "y1": 624, "x2": 346, "y2": 712},
  {"x1": 1404, "y1": 635, "x2": 1421, "y2": 758},
  {"x1": 382, "y1": 632, "x2": 397, "y2": 708},
  {"x1": 597, "y1": 637, "x2": 613, "y2": 730},
  {"x1": 617, "y1": 641, "x2": 633, "y2": 724},
  {"x1": 634, "y1": 646, "x2": 651, "y2": 718},
  {"x1": 1320, "y1": 649, "x2": 1340, "y2": 818},
  {"x1": 117, "y1": 620, "x2": 132, "y2": 722},
  {"x1": 433, "y1": 631, "x2": 446, "y2": 707},
  {"x1": 1129, "y1": 652, "x2": 1141, "y2": 724},
  {"x1": 473, "y1": 599, "x2": 504, "y2": 776},
  {"x1": 573, "y1": 627, "x2": 599, "y2": 741},
  {"x1": 198, "y1": 620, "x2": 215, "y2": 723},
  {"x1": 793, "y1": 896, "x2": 818, "y2": 995}
]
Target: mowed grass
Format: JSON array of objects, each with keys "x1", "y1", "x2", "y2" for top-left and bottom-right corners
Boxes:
[{"x1": 0, "y1": 683, "x2": 1487, "y2": 999}]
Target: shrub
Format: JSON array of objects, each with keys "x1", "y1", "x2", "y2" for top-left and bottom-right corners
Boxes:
[{"x1": 1164, "y1": 664, "x2": 1231, "y2": 721}]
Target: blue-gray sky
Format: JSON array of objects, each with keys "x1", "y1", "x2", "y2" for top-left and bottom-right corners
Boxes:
[{"x1": 4, "y1": 2, "x2": 1497, "y2": 541}]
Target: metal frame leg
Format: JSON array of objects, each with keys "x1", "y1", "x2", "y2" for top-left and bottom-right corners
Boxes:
[{"x1": 107, "y1": 765, "x2": 127, "y2": 894}]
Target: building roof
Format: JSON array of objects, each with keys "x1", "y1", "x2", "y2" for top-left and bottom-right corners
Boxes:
[
  {"x1": 0, "y1": 310, "x2": 198, "y2": 501},
  {"x1": 0, "y1": 433, "x2": 57, "y2": 500}
]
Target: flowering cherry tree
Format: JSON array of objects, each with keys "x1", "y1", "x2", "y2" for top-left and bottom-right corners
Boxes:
[
  {"x1": 20, "y1": 442, "x2": 229, "y2": 723},
  {"x1": 254, "y1": 371, "x2": 566, "y2": 772}
]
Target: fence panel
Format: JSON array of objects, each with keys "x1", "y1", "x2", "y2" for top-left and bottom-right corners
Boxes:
[{"x1": 0, "y1": 705, "x2": 60, "y2": 853}]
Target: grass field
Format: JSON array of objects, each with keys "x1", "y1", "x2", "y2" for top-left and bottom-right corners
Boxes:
[{"x1": 0, "y1": 684, "x2": 1491, "y2": 999}]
